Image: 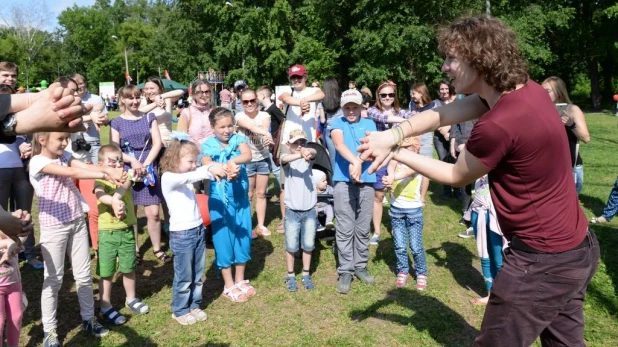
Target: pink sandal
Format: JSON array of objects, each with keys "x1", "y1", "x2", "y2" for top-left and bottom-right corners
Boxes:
[
  {"x1": 222, "y1": 285, "x2": 248, "y2": 303},
  {"x1": 236, "y1": 280, "x2": 256, "y2": 297},
  {"x1": 396, "y1": 272, "x2": 408, "y2": 288}
]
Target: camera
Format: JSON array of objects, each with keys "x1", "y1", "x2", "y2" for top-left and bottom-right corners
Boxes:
[{"x1": 72, "y1": 138, "x2": 91, "y2": 152}]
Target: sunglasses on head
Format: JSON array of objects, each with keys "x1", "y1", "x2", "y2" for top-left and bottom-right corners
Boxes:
[
  {"x1": 379, "y1": 93, "x2": 396, "y2": 99},
  {"x1": 242, "y1": 98, "x2": 257, "y2": 105}
]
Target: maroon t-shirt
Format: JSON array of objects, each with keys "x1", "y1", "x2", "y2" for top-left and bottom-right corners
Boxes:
[{"x1": 466, "y1": 81, "x2": 587, "y2": 253}]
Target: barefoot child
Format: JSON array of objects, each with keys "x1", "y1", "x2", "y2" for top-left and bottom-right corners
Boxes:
[
  {"x1": 280, "y1": 130, "x2": 318, "y2": 291},
  {"x1": 382, "y1": 136, "x2": 428, "y2": 290},
  {"x1": 200, "y1": 107, "x2": 255, "y2": 303},
  {"x1": 29, "y1": 132, "x2": 126, "y2": 346},
  {"x1": 94, "y1": 144, "x2": 149, "y2": 327},
  {"x1": 161, "y1": 132, "x2": 226, "y2": 325}
]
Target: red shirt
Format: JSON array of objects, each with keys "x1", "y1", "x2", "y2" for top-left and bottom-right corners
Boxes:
[{"x1": 466, "y1": 81, "x2": 587, "y2": 253}]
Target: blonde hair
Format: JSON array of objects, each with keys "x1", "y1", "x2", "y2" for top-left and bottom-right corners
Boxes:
[
  {"x1": 159, "y1": 139, "x2": 200, "y2": 173},
  {"x1": 542, "y1": 76, "x2": 572, "y2": 104},
  {"x1": 97, "y1": 144, "x2": 123, "y2": 163},
  {"x1": 118, "y1": 85, "x2": 142, "y2": 112},
  {"x1": 32, "y1": 132, "x2": 51, "y2": 155}
]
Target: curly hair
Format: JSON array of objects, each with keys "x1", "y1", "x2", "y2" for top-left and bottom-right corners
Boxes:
[
  {"x1": 159, "y1": 139, "x2": 200, "y2": 173},
  {"x1": 438, "y1": 16, "x2": 528, "y2": 92}
]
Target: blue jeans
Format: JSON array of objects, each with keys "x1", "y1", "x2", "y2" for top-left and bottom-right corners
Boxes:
[
  {"x1": 284, "y1": 208, "x2": 317, "y2": 253},
  {"x1": 269, "y1": 153, "x2": 281, "y2": 188},
  {"x1": 573, "y1": 165, "x2": 584, "y2": 195},
  {"x1": 472, "y1": 211, "x2": 504, "y2": 294},
  {"x1": 602, "y1": 177, "x2": 618, "y2": 220},
  {"x1": 389, "y1": 205, "x2": 427, "y2": 276},
  {"x1": 169, "y1": 225, "x2": 206, "y2": 316}
]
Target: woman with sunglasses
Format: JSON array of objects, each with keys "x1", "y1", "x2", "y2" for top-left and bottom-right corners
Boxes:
[
  {"x1": 235, "y1": 89, "x2": 274, "y2": 238},
  {"x1": 177, "y1": 80, "x2": 214, "y2": 146},
  {"x1": 365, "y1": 81, "x2": 409, "y2": 245}
]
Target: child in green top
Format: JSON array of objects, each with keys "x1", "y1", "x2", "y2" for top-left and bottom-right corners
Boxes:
[{"x1": 94, "y1": 145, "x2": 148, "y2": 326}]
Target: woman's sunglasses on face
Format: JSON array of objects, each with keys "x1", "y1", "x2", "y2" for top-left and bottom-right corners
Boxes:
[
  {"x1": 242, "y1": 98, "x2": 257, "y2": 106},
  {"x1": 195, "y1": 90, "x2": 210, "y2": 95},
  {"x1": 379, "y1": 93, "x2": 396, "y2": 99}
]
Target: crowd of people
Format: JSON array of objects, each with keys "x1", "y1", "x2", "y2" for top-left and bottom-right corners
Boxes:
[{"x1": 0, "y1": 14, "x2": 606, "y2": 347}]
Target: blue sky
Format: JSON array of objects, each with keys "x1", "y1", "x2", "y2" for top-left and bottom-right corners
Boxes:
[{"x1": 2, "y1": 0, "x2": 96, "y2": 30}]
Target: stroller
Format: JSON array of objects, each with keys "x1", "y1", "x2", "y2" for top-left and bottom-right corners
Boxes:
[{"x1": 306, "y1": 142, "x2": 337, "y2": 246}]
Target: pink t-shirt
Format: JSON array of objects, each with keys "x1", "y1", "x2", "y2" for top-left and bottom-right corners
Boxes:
[
  {"x1": 219, "y1": 89, "x2": 231, "y2": 104},
  {"x1": 29, "y1": 152, "x2": 89, "y2": 228},
  {"x1": 182, "y1": 104, "x2": 214, "y2": 146},
  {"x1": 0, "y1": 255, "x2": 20, "y2": 286}
]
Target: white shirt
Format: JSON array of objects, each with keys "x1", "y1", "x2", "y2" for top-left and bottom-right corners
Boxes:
[
  {"x1": 282, "y1": 87, "x2": 319, "y2": 143},
  {"x1": 161, "y1": 165, "x2": 215, "y2": 232}
]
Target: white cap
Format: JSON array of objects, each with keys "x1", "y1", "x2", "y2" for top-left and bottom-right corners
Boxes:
[{"x1": 340, "y1": 89, "x2": 363, "y2": 107}]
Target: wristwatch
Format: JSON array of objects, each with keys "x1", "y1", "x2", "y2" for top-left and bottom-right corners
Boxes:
[
  {"x1": 2, "y1": 113, "x2": 17, "y2": 136},
  {"x1": 567, "y1": 122, "x2": 577, "y2": 130}
]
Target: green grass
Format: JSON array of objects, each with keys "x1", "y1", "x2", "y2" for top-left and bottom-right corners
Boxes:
[{"x1": 18, "y1": 112, "x2": 618, "y2": 346}]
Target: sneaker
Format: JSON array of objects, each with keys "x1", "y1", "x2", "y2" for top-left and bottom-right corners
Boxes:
[
  {"x1": 416, "y1": 274, "x2": 427, "y2": 291},
  {"x1": 458, "y1": 218, "x2": 467, "y2": 226},
  {"x1": 325, "y1": 222, "x2": 335, "y2": 230},
  {"x1": 458, "y1": 227, "x2": 474, "y2": 239},
  {"x1": 82, "y1": 317, "x2": 109, "y2": 337},
  {"x1": 354, "y1": 268, "x2": 376, "y2": 285},
  {"x1": 396, "y1": 272, "x2": 408, "y2": 288},
  {"x1": 337, "y1": 273, "x2": 353, "y2": 294},
  {"x1": 257, "y1": 225, "x2": 271, "y2": 236},
  {"x1": 317, "y1": 224, "x2": 326, "y2": 232},
  {"x1": 172, "y1": 313, "x2": 197, "y2": 325},
  {"x1": 190, "y1": 308, "x2": 208, "y2": 321},
  {"x1": 590, "y1": 216, "x2": 608, "y2": 224},
  {"x1": 369, "y1": 234, "x2": 380, "y2": 245},
  {"x1": 43, "y1": 329, "x2": 62, "y2": 347}
]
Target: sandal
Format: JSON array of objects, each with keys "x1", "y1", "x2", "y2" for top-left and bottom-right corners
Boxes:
[
  {"x1": 235, "y1": 279, "x2": 256, "y2": 297},
  {"x1": 257, "y1": 225, "x2": 271, "y2": 236},
  {"x1": 301, "y1": 275, "x2": 315, "y2": 290},
  {"x1": 276, "y1": 221, "x2": 284, "y2": 234},
  {"x1": 396, "y1": 272, "x2": 408, "y2": 288},
  {"x1": 153, "y1": 250, "x2": 172, "y2": 263},
  {"x1": 135, "y1": 251, "x2": 142, "y2": 265},
  {"x1": 125, "y1": 298, "x2": 149, "y2": 314},
  {"x1": 285, "y1": 276, "x2": 298, "y2": 292},
  {"x1": 100, "y1": 307, "x2": 127, "y2": 326},
  {"x1": 590, "y1": 216, "x2": 608, "y2": 224},
  {"x1": 222, "y1": 285, "x2": 247, "y2": 303}
]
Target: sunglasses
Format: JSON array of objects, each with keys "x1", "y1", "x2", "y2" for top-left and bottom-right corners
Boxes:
[
  {"x1": 379, "y1": 93, "x2": 396, "y2": 99},
  {"x1": 242, "y1": 98, "x2": 257, "y2": 105},
  {"x1": 195, "y1": 90, "x2": 210, "y2": 95},
  {"x1": 292, "y1": 140, "x2": 307, "y2": 146},
  {"x1": 290, "y1": 76, "x2": 304, "y2": 82}
]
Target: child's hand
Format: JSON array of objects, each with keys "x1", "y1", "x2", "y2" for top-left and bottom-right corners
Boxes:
[
  {"x1": 19, "y1": 142, "x2": 32, "y2": 159},
  {"x1": 0, "y1": 241, "x2": 23, "y2": 265},
  {"x1": 300, "y1": 148, "x2": 312, "y2": 161},
  {"x1": 227, "y1": 161, "x2": 240, "y2": 180},
  {"x1": 300, "y1": 99, "x2": 310, "y2": 115},
  {"x1": 105, "y1": 168, "x2": 127, "y2": 185},
  {"x1": 111, "y1": 198, "x2": 126, "y2": 220},
  {"x1": 208, "y1": 163, "x2": 227, "y2": 182},
  {"x1": 263, "y1": 134, "x2": 274, "y2": 147},
  {"x1": 382, "y1": 175, "x2": 394, "y2": 188},
  {"x1": 12, "y1": 209, "x2": 33, "y2": 237},
  {"x1": 349, "y1": 159, "x2": 363, "y2": 183}
]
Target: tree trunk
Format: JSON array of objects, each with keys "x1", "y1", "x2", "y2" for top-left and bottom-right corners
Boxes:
[{"x1": 588, "y1": 58, "x2": 601, "y2": 110}]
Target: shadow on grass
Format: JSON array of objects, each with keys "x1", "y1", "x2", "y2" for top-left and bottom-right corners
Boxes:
[
  {"x1": 579, "y1": 193, "x2": 610, "y2": 218},
  {"x1": 426, "y1": 242, "x2": 486, "y2": 296},
  {"x1": 349, "y1": 288, "x2": 478, "y2": 346},
  {"x1": 588, "y1": 225, "x2": 618, "y2": 317},
  {"x1": 427, "y1": 181, "x2": 466, "y2": 216}
]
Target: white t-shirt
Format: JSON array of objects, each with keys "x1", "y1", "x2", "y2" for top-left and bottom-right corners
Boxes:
[
  {"x1": 161, "y1": 165, "x2": 215, "y2": 232},
  {"x1": 282, "y1": 87, "x2": 320, "y2": 143},
  {"x1": 66, "y1": 93, "x2": 108, "y2": 162},
  {"x1": 234, "y1": 111, "x2": 271, "y2": 162}
]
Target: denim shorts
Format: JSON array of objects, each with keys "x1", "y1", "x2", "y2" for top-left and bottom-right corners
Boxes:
[
  {"x1": 373, "y1": 165, "x2": 388, "y2": 190},
  {"x1": 284, "y1": 207, "x2": 317, "y2": 253},
  {"x1": 245, "y1": 158, "x2": 271, "y2": 177}
]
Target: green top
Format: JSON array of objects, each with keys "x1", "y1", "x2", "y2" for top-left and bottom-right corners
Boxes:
[{"x1": 95, "y1": 179, "x2": 137, "y2": 230}]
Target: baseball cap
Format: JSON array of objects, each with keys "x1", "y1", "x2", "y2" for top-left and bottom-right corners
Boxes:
[
  {"x1": 288, "y1": 64, "x2": 307, "y2": 78},
  {"x1": 340, "y1": 89, "x2": 363, "y2": 107},
  {"x1": 287, "y1": 129, "x2": 307, "y2": 144},
  {"x1": 234, "y1": 80, "x2": 247, "y2": 90}
]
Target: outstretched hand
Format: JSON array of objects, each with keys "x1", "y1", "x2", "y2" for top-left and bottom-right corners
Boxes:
[
  {"x1": 14, "y1": 82, "x2": 92, "y2": 134},
  {"x1": 357, "y1": 130, "x2": 397, "y2": 173},
  {"x1": 208, "y1": 163, "x2": 228, "y2": 182}
]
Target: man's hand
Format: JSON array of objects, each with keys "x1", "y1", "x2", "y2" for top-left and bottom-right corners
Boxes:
[{"x1": 14, "y1": 82, "x2": 92, "y2": 134}]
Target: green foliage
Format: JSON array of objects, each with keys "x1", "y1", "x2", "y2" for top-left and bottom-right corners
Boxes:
[{"x1": 0, "y1": 0, "x2": 616, "y2": 106}]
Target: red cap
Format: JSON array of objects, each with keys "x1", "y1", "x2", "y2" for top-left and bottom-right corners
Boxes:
[{"x1": 288, "y1": 64, "x2": 307, "y2": 77}]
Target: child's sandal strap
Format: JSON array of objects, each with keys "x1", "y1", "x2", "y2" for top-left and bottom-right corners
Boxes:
[
  {"x1": 223, "y1": 285, "x2": 247, "y2": 303},
  {"x1": 153, "y1": 250, "x2": 172, "y2": 263},
  {"x1": 101, "y1": 308, "x2": 126, "y2": 326},
  {"x1": 236, "y1": 280, "x2": 256, "y2": 296},
  {"x1": 126, "y1": 298, "x2": 149, "y2": 314}
]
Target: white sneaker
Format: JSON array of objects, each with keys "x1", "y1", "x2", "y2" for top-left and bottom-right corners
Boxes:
[{"x1": 458, "y1": 227, "x2": 474, "y2": 239}]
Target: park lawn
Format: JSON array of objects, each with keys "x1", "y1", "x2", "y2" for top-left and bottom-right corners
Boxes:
[{"x1": 17, "y1": 112, "x2": 618, "y2": 346}]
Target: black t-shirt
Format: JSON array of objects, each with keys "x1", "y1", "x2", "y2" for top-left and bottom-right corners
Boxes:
[
  {"x1": 565, "y1": 126, "x2": 583, "y2": 166},
  {"x1": 265, "y1": 103, "x2": 285, "y2": 136}
]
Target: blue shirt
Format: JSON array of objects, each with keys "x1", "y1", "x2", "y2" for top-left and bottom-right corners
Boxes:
[{"x1": 330, "y1": 117, "x2": 377, "y2": 183}]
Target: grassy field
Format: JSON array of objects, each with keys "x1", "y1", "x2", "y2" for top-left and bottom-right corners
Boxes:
[{"x1": 17, "y1": 112, "x2": 618, "y2": 346}]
